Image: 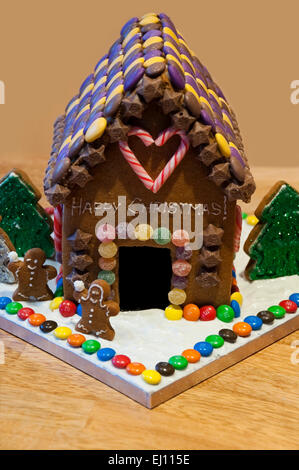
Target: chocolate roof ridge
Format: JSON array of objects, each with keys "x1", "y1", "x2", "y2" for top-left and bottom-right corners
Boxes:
[{"x1": 44, "y1": 12, "x2": 255, "y2": 206}]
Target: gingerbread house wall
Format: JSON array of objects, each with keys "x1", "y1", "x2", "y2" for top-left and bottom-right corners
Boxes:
[{"x1": 61, "y1": 106, "x2": 236, "y2": 308}]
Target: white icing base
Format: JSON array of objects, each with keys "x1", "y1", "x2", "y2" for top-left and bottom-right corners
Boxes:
[{"x1": 0, "y1": 222, "x2": 298, "y2": 395}]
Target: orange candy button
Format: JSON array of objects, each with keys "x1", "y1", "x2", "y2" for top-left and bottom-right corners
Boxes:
[
  {"x1": 67, "y1": 333, "x2": 86, "y2": 348},
  {"x1": 183, "y1": 304, "x2": 200, "y2": 321},
  {"x1": 126, "y1": 362, "x2": 146, "y2": 376},
  {"x1": 182, "y1": 349, "x2": 201, "y2": 363},
  {"x1": 233, "y1": 321, "x2": 252, "y2": 337},
  {"x1": 28, "y1": 313, "x2": 46, "y2": 326}
]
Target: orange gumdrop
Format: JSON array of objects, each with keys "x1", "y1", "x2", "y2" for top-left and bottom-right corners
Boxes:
[
  {"x1": 126, "y1": 362, "x2": 146, "y2": 376},
  {"x1": 233, "y1": 321, "x2": 252, "y2": 337},
  {"x1": 67, "y1": 333, "x2": 86, "y2": 348},
  {"x1": 183, "y1": 304, "x2": 200, "y2": 321},
  {"x1": 182, "y1": 348, "x2": 201, "y2": 363},
  {"x1": 28, "y1": 313, "x2": 46, "y2": 326}
]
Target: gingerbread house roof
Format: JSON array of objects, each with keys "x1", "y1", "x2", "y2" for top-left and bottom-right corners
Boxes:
[{"x1": 44, "y1": 12, "x2": 255, "y2": 206}]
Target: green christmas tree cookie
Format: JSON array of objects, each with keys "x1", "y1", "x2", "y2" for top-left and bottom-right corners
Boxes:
[
  {"x1": 0, "y1": 169, "x2": 54, "y2": 258},
  {"x1": 244, "y1": 181, "x2": 299, "y2": 280}
]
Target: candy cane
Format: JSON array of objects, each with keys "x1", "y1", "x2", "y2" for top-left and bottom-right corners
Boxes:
[
  {"x1": 54, "y1": 204, "x2": 63, "y2": 262},
  {"x1": 153, "y1": 128, "x2": 189, "y2": 194},
  {"x1": 234, "y1": 204, "x2": 242, "y2": 252},
  {"x1": 119, "y1": 127, "x2": 189, "y2": 193}
]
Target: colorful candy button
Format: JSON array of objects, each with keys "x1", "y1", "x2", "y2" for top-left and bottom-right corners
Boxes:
[
  {"x1": 205, "y1": 334, "x2": 224, "y2": 348},
  {"x1": 67, "y1": 333, "x2": 86, "y2": 348},
  {"x1": 194, "y1": 341, "x2": 213, "y2": 357},
  {"x1": 246, "y1": 214, "x2": 258, "y2": 226},
  {"x1": 76, "y1": 304, "x2": 82, "y2": 317},
  {"x1": 257, "y1": 310, "x2": 275, "y2": 324},
  {"x1": 28, "y1": 313, "x2": 46, "y2": 326},
  {"x1": 126, "y1": 362, "x2": 146, "y2": 375},
  {"x1": 85, "y1": 116, "x2": 107, "y2": 142},
  {"x1": 134, "y1": 224, "x2": 153, "y2": 241},
  {"x1": 268, "y1": 305, "x2": 285, "y2": 319},
  {"x1": 215, "y1": 133, "x2": 231, "y2": 158},
  {"x1": 230, "y1": 300, "x2": 241, "y2": 318},
  {"x1": 0, "y1": 297, "x2": 12, "y2": 309},
  {"x1": 59, "y1": 300, "x2": 77, "y2": 317},
  {"x1": 182, "y1": 349, "x2": 201, "y2": 363},
  {"x1": 183, "y1": 303, "x2": 200, "y2": 321},
  {"x1": 244, "y1": 315, "x2": 263, "y2": 330},
  {"x1": 279, "y1": 300, "x2": 297, "y2": 313},
  {"x1": 165, "y1": 304, "x2": 183, "y2": 320},
  {"x1": 142, "y1": 369, "x2": 161, "y2": 385},
  {"x1": 98, "y1": 241, "x2": 118, "y2": 258},
  {"x1": 171, "y1": 229, "x2": 189, "y2": 247},
  {"x1": 97, "y1": 270, "x2": 115, "y2": 285},
  {"x1": 168, "y1": 355, "x2": 188, "y2": 370},
  {"x1": 97, "y1": 347, "x2": 116, "y2": 361},
  {"x1": 50, "y1": 297, "x2": 64, "y2": 311},
  {"x1": 219, "y1": 328, "x2": 237, "y2": 343},
  {"x1": 153, "y1": 227, "x2": 171, "y2": 245},
  {"x1": 289, "y1": 293, "x2": 299, "y2": 306},
  {"x1": 95, "y1": 223, "x2": 116, "y2": 242},
  {"x1": 230, "y1": 292, "x2": 243, "y2": 305},
  {"x1": 172, "y1": 259, "x2": 191, "y2": 277},
  {"x1": 98, "y1": 257, "x2": 116, "y2": 271},
  {"x1": 155, "y1": 361, "x2": 175, "y2": 376},
  {"x1": 39, "y1": 320, "x2": 58, "y2": 333},
  {"x1": 216, "y1": 305, "x2": 234, "y2": 323},
  {"x1": 54, "y1": 326, "x2": 72, "y2": 340},
  {"x1": 200, "y1": 305, "x2": 216, "y2": 321},
  {"x1": 82, "y1": 339, "x2": 101, "y2": 354},
  {"x1": 112, "y1": 354, "x2": 131, "y2": 368},
  {"x1": 233, "y1": 322, "x2": 252, "y2": 337},
  {"x1": 18, "y1": 307, "x2": 34, "y2": 320},
  {"x1": 168, "y1": 288, "x2": 186, "y2": 306},
  {"x1": 5, "y1": 302, "x2": 23, "y2": 315}
]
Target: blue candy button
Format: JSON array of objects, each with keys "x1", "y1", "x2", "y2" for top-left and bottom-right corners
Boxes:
[
  {"x1": 289, "y1": 293, "x2": 299, "y2": 307},
  {"x1": 97, "y1": 347, "x2": 116, "y2": 361},
  {"x1": 231, "y1": 299, "x2": 241, "y2": 318},
  {"x1": 76, "y1": 303, "x2": 82, "y2": 317},
  {"x1": 244, "y1": 315, "x2": 263, "y2": 330},
  {"x1": 193, "y1": 341, "x2": 213, "y2": 357},
  {"x1": 0, "y1": 296, "x2": 12, "y2": 309}
]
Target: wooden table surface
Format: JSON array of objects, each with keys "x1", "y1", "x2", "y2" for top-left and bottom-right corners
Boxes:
[{"x1": 0, "y1": 161, "x2": 298, "y2": 450}]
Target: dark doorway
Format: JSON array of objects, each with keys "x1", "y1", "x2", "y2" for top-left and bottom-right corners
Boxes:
[{"x1": 119, "y1": 246, "x2": 172, "y2": 311}]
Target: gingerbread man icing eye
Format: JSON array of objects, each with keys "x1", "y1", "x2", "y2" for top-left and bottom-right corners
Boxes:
[{"x1": 34, "y1": 259, "x2": 38, "y2": 264}]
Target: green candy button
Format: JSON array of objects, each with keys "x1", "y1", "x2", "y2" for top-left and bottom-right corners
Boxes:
[
  {"x1": 97, "y1": 270, "x2": 115, "y2": 285},
  {"x1": 169, "y1": 355, "x2": 188, "y2": 370},
  {"x1": 205, "y1": 334, "x2": 224, "y2": 348},
  {"x1": 5, "y1": 302, "x2": 23, "y2": 314},
  {"x1": 216, "y1": 305, "x2": 235, "y2": 323},
  {"x1": 81, "y1": 339, "x2": 101, "y2": 354},
  {"x1": 268, "y1": 305, "x2": 285, "y2": 319},
  {"x1": 153, "y1": 227, "x2": 171, "y2": 245}
]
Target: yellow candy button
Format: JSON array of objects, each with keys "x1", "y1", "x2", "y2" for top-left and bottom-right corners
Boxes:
[
  {"x1": 142, "y1": 370, "x2": 161, "y2": 385},
  {"x1": 215, "y1": 133, "x2": 231, "y2": 158},
  {"x1": 168, "y1": 288, "x2": 186, "y2": 306},
  {"x1": 165, "y1": 304, "x2": 183, "y2": 321},
  {"x1": 85, "y1": 117, "x2": 107, "y2": 143},
  {"x1": 50, "y1": 297, "x2": 64, "y2": 311},
  {"x1": 54, "y1": 326, "x2": 72, "y2": 340},
  {"x1": 230, "y1": 292, "x2": 243, "y2": 306},
  {"x1": 98, "y1": 241, "x2": 118, "y2": 258},
  {"x1": 246, "y1": 214, "x2": 259, "y2": 226},
  {"x1": 134, "y1": 224, "x2": 153, "y2": 241}
]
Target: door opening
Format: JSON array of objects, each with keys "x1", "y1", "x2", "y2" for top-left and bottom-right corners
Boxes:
[{"x1": 118, "y1": 246, "x2": 172, "y2": 311}]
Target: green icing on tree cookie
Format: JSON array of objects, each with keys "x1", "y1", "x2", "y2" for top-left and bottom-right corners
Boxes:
[
  {"x1": 0, "y1": 171, "x2": 54, "y2": 258},
  {"x1": 248, "y1": 183, "x2": 299, "y2": 280}
]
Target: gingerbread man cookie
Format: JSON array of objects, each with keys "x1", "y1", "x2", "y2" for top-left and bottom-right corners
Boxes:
[
  {"x1": 73, "y1": 279, "x2": 120, "y2": 340},
  {"x1": 8, "y1": 248, "x2": 57, "y2": 301}
]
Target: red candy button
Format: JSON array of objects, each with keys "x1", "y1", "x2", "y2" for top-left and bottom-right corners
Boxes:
[
  {"x1": 279, "y1": 300, "x2": 297, "y2": 313},
  {"x1": 18, "y1": 307, "x2": 35, "y2": 320},
  {"x1": 112, "y1": 354, "x2": 131, "y2": 369},
  {"x1": 59, "y1": 300, "x2": 77, "y2": 317},
  {"x1": 200, "y1": 305, "x2": 216, "y2": 321}
]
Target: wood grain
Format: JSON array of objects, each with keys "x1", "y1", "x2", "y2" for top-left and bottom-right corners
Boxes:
[{"x1": 0, "y1": 162, "x2": 298, "y2": 450}]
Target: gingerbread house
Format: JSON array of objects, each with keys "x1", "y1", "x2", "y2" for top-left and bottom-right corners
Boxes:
[{"x1": 44, "y1": 12, "x2": 255, "y2": 311}]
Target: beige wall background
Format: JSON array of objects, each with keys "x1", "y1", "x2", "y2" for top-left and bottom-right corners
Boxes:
[{"x1": 0, "y1": 0, "x2": 298, "y2": 168}]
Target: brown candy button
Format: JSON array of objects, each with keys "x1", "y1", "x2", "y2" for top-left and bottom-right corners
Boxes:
[
  {"x1": 257, "y1": 310, "x2": 275, "y2": 324},
  {"x1": 184, "y1": 91, "x2": 201, "y2": 118},
  {"x1": 146, "y1": 61, "x2": 166, "y2": 78},
  {"x1": 230, "y1": 156, "x2": 245, "y2": 183},
  {"x1": 51, "y1": 157, "x2": 71, "y2": 184},
  {"x1": 155, "y1": 362, "x2": 175, "y2": 376},
  {"x1": 219, "y1": 328, "x2": 237, "y2": 343}
]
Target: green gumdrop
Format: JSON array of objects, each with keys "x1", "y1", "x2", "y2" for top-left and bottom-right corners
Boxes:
[
  {"x1": 153, "y1": 227, "x2": 171, "y2": 245},
  {"x1": 205, "y1": 334, "x2": 224, "y2": 348},
  {"x1": 268, "y1": 305, "x2": 285, "y2": 319},
  {"x1": 97, "y1": 270, "x2": 115, "y2": 285},
  {"x1": 82, "y1": 339, "x2": 101, "y2": 354},
  {"x1": 5, "y1": 302, "x2": 23, "y2": 314},
  {"x1": 169, "y1": 355, "x2": 188, "y2": 370},
  {"x1": 216, "y1": 305, "x2": 235, "y2": 323}
]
